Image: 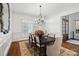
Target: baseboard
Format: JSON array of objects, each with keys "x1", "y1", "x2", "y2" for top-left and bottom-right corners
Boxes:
[{"x1": 12, "y1": 38, "x2": 28, "y2": 42}]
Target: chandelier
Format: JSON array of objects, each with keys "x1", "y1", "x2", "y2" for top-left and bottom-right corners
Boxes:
[{"x1": 35, "y1": 5, "x2": 45, "y2": 25}]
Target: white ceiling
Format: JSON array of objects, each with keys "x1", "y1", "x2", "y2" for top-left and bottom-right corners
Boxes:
[{"x1": 10, "y1": 3, "x2": 79, "y2": 17}]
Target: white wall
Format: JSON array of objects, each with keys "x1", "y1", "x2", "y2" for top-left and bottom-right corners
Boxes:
[
  {"x1": 46, "y1": 16, "x2": 62, "y2": 37},
  {"x1": 46, "y1": 7, "x2": 79, "y2": 38},
  {"x1": 11, "y1": 11, "x2": 49, "y2": 41},
  {"x1": 11, "y1": 11, "x2": 34, "y2": 41},
  {"x1": 11, "y1": 4, "x2": 79, "y2": 41}
]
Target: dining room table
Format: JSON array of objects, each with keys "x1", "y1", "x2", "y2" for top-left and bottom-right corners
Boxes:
[
  {"x1": 38, "y1": 36, "x2": 56, "y2": 56},
  {"x1": 28, "y1": 33, "x2": 55, "y2": 56}
]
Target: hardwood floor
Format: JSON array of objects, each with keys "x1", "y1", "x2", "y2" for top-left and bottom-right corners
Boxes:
[
  {"x1": 7, "y1": 41, "x2": 21, "y2": 56},
  {"x1": 7, "y1": 39, "x2": 79, "y2": 56},
  {"x1": 7, "y1": 40, "x2": 45, "y2": 56},
  {"x1": 62, "y1": 42, "x2": 79, "y2": 54}
]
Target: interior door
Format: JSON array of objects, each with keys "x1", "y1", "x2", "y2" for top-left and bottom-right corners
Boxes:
[{"x1": 62, "y1": 16, "x2": 69, "y2": 42}]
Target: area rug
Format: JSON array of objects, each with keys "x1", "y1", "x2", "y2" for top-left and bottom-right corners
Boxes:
[
  {"x1": 19, "y1": 41, "x2": 34, "y2": 56},
  {"x1": 66, "y1": 40, "x2": 79, "y2": 45},
  {"x1": 19, "y1": 41, "x2": 78, "y2": 56}
]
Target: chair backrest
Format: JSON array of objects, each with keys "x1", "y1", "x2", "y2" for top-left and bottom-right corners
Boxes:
[
  {"x1": 47, "y1": 37, "x2": 62, "y2": 56},
  {"x1": 35, "y1": 36, "x2": 40, "y2": 43},
  {"x1": 29, "y1": 33, "x2": 35, "y2": 43}
]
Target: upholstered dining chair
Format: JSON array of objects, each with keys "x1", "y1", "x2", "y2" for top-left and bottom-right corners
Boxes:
[{"x1": 46, "y1": 37, "x2": 62, "y2": 56}]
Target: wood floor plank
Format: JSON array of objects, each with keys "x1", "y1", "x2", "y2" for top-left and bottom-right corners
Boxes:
[
  {"x1": 62, "y1": 42, "x2": 79, "y2": 53},
  {"x1": 7, "y1": 41, "x2": 21, "y2": 56}
]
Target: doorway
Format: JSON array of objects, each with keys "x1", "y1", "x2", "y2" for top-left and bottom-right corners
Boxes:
[{"x1": 62, "y1": 16, "x2": 69, "y2": 42}]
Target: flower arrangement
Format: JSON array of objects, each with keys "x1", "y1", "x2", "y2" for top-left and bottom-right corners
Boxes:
[{"x1": 35, "y1": 30, "x2": 44, "y2": 37}]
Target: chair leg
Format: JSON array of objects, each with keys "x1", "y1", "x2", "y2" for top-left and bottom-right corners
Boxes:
[
  {"x1": 29, "y1": 38, "x2": 31, "y2": 48},
  {"x1": 33, "y1": 44, "x2": 38, "y2": 56},
  {"x1": 39, "y1": 47, "x2": 41, "y2": 56},
  {"x1": 36, "y1": 46, "x2": 38, "y2": 56},
  {"x1": 31, "y1": 42, "x2": 33, "y2": 48}
]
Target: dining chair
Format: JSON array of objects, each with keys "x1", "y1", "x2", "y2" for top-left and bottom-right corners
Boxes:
[
  {"x1": 29, "y1": 33, "x2": 35, "y2": 48},
  {"x1": 29, "y1": 33, "x2": 31, "y2": 46},
  {"x1": 31, "y1": 34, "x2": 35, "y2": 48},
  {"x1": 29, "y1": 33, "x2": 37, "y2": 55},
  {"x1": 46, "y1": 37, "x2": 62, "y2": 56},
  {"x1": 34, "y1": 36, "x2": 46, "y2": 56}
]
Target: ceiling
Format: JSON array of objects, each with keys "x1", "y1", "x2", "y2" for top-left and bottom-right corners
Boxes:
[{"x1": 10, "y1": 3, "x2": 79, "y2": 17}]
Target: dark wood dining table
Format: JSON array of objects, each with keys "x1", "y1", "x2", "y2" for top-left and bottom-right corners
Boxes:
[{"x1": 39, "y1": 36, "x2": 55, "y2": 56}]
